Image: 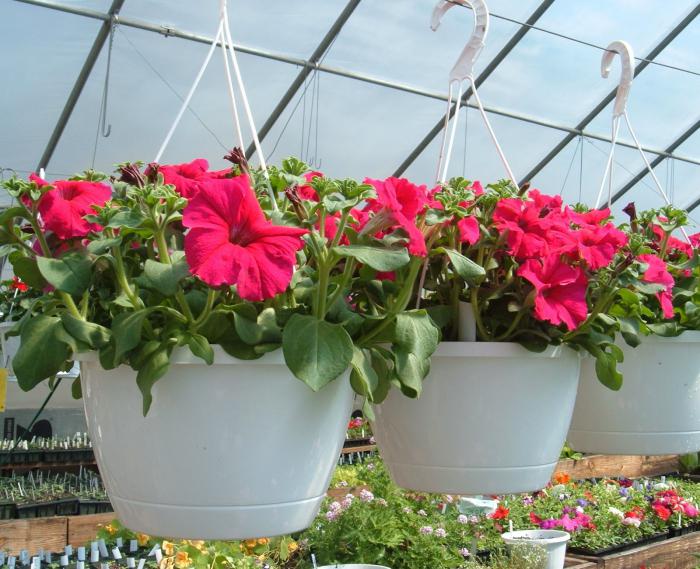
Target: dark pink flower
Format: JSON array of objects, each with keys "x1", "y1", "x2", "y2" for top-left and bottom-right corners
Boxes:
[
  {"x1": 638, "y1": 253, "x2": 674, "y2": 319},
  {"x1": 457, "y1": 216, "x2": 480, "y2": 245},
  {"x1": 363, "y1": 177, "x2": 429, "y2": 256},
  {"x1": 38, "y1": 180, "x2": 111, "y2": 239},
  {"x1": 518, "y1": 256, "x2": 589, "y2": 330},
  {"x1": 183, "y1": 176, "x2": 307, "y2": 301},
  {"x1": 298, "y1": 171, "x2": 323, "y2": 201},
  {"x1": 571, "y1": 224, "x2": 627, "y2": 269},
  {"x1": 29, "y1": 173, "x2": 49, "y2": 187},
  {"x1": 150, "y1": 158, "x2": 225, "y2": 199}
]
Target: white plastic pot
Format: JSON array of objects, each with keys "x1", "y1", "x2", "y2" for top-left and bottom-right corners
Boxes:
[
  {"x1": 79, "y1": 347, "x2": 353, "y2": 539},
  {"x1": 372, "y1": 342, "x2": 580, "y2": 494},
  {"x1": 0, "y1": 321, "x2": 19, "y2": 375},
  {"x1": 568, "y1": 332, "x2": 700, "y2": 455},
  {"x1": 501, "y1": 530, "x2": 570, "y2": 569}
]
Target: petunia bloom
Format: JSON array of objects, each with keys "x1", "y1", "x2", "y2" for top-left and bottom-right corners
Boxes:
[
  {"x1": 183, "y1": 176, "x2": 307, "y2": 301},
  {"x1": 518, "y1": 256, "x2": 589, "y2": 330},
  {"x1": 38, "y1": 180, "x2": 111, "y2": 239},
  {"x1": 457, "y1": 216, "x2": 480, "y2": 245},
  {"x1": 150, "y1": 158, "x2": 227, "y2": 199},
  {"x1": 638, "y1": 253, "x2": 674, "y2": 319}
]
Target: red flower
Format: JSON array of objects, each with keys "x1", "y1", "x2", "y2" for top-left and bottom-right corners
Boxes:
[
  {"x1": 363, "y1": 177, "x2": 429, "y2": 256},
  {"x1": 490, "y1": 505, "x2": 510, "y2": 520},
  {"x1": 638, "y1": 253, "x2": 674, "y2": 319},
  {"x1": 652, "y1": 503, "x2": 672, "y2": 521},
  {"x1": 183, "y1": 176, "x2": 307, "y2": 301},
  {"x1": 151, "y1": 158, "x2": 226, "y2": 199},
  {"x1": 518, "y1": 256, "x2": 589, "y2": 330},
  {"x1": 10, "y1": 276, "x2": 28, "y2": 292},
  {"x1": 38, "y1": 180, "x2": 111, "y2": 239},
  {"x1": 29, "y1": 173, "x2": 49, "y2": 187},
  {"x1": 652, "y1": 225, "x2": 692, "y2": 257},
  {"x1": 457, "y1": 216, "x2": 480, "y2": 245},
  {"x1": 298, "y1": 171, "x2": 323, "y2": 201},
  {"x1": 529, "y1": 512, "x2": 543, "y2": 525},
  {"x1": 566, "y1": 207, "x2": 611, "y2": 227},
  {"x1": 571, "y1": 224, "x2": 627, "y2": 269}
]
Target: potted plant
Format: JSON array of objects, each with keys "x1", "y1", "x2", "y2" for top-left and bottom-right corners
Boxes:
[
  {"x1": 372, "y1": 179, "x2": 634, "y2": 494},
  {"x1": 500, "y1": 530, "x2": 569, "y2": 569},
  {"x1": 0, "y1": 155, "x2": 438, "y2": 538},
  {"x1": 568, "y1": 204, "x2": 700, "y2": 455},
  {"x1": 0, "y1": 276, "x2": 35, "y2": 375}
]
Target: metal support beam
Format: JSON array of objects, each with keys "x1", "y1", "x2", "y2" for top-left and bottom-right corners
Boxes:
[
  {"x1": 519, "y1": 2, "x2": 700, "y2": 187},
  {"x1": 34, "y1": 0, "x2": 126, "y2": 171},
  {"x1": 393, "y1": 0, "x2": 555, "y2": 177},
  {"x1": 15, "y1": 0, "x2": 700, "y2": 172},
  {"x1": 245, "y1": 0, "x2": 361, "y2": 159},
  {"x1": 610, "y1": 116, "x2": 700, "y2": 205},
  {"x1": 686, "y1": 195, "x2": 700, "y2": 213}
]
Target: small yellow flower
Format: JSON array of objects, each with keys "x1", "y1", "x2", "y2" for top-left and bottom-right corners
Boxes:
[
  {"x1": 256, "y1": 538, "x2": 269, "y2": 546},
  {"x1": 287, "y1": 541, "x2": 299, "y2": 554},
  {"x1": 243, "y1": 539, "x2": 257, "y2": 550},
  {"x1": 162, "y1": 541, "x2": 175, "y2": 557},
  {"x1": 137, "y1": 533, "x2": 150, "y2": 547},
  {"x1": 158, "y1": 557, "x2": 174, "y2": 569},
  {"x1": 188, "y1": 541, "x2": 206, "y2": 553},
  {"x1": 174, "y1": 551, "x2": 191, "y2": 569},
  {"x1": 104, "y1": 524, "x2": 116, "y2": 535}
]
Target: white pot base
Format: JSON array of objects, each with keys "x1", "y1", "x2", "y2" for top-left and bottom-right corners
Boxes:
[
  {"x1": 384, "y1": 460, "x2": 560, "y2": 495},
  {"x1": 567, "y1": 429, "x2": 700, "y2": 456},
  {"x1": 111, "y1": 494, "x2": 326, "y2": 540}
]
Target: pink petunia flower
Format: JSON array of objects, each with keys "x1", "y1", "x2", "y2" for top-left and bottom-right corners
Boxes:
[
  {"x1": 638, "y1": 253, "x2": 674, "y2": 319},
  {"x1": 518, "y1": 256, "x2": 589, "y2": 330},
  {"x1": 457, "y1": 216, "x2": 480, "y2": 245},
  {"x1": 38, "y1": 180, "x2": 111, "y2": 240},
  {"x1": 183, "y1": 176, "x2": 307, "y2": 301},
  {"x1": 150, "y1": 158, "x2": 227, "y2": 199}
]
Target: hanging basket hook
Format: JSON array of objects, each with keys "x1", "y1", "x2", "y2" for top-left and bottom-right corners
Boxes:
[
  {"x1": 431, "y1": 0, "x2": 489, "y2": 82},
  {"x1": 601, "y1": 40, "x2": 635, "y2": 118}
]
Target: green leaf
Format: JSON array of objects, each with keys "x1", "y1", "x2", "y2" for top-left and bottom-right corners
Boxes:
[
  {"x1": 87, "y1": 237, "x2": 122, "y2": 255},
  {"x1": 60, "y1": 314, "x2": 111, "y2": 349},
  {"x1": 13, "y1": 315, "x2": 72, "y2": 391},
  {"x1": 138, "y1": 254, "x2": 190, "y2": 296},
  {"x1": 218, "y1": 325, "x2": 262, "y2": 360},
  {"x1": 98, "y1": 342, "x2": 118, "y2": 370},
  {"x1": 618, "y1": 317, "x2": 641, "y2": 347},
  {"x1": 71, "y1": 376, "x2": 82, "y2": 400},
  {"x1": 232, "y1": 304, "x2": 263, "y2": 345},
  {"x1": 439, "y1": 248, "x2": 485, "y2": 283},
  {"x1": 11, "y1": 256, "x2": 47, "y2": 289},
  {"x1": 349, "y1": 347, "x2": 379, "y2": 400},
  {"x1": 592, "y1": 347, "x2": 623, "y2": 391},
  {"x1": 392, "y1": 310, "x2": 440, "y2": 398},
  {"x1": 136, "y1": 344, "x2": 172, "y2": 415},
  {"x1": 332, "y1": 245, "x2": 410, "y2": 271},
  {"x1": 187, "y1": 333, "x2": 214, "y2": 365},
  {"x1": 37, "y1": 253, "x2": 92, "y2": 295},
  {"x1": 647, "y1": 322, "x2": 681, "y2": 336},
  {"x1": 107, "y1": 209, "x2": 146, "y2": 229},
  {"x1": 282, "y1": 314, "x2": 353, "y2": 391},
  {"x1": 112, "y1": 309, "x2": 152, "y2": 362}
]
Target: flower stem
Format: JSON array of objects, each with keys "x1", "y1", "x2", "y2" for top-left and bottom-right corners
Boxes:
[
  {"x1": 191, "y1": 289, "x2": 219, "y2": 331},
  {"x1": 470, "y1": 287, "x2": 491, "y2": 341},
  {"x1": 325, "y1": 258, "x2": 356, "y2": 316}
]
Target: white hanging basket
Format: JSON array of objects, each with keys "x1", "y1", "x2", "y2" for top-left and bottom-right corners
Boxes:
[
  {"x1": 0, "y1": 321, "x2": 19, "y2": 376},
  {"x1": 79, "y1": 347, "x2": 353, "y2": 539},
  {"x1": 501, "y1": 530, "x2": 570, "y2": 569},
  {"x1": 372, "y1": 341, "x2": 580, "y2": 494},
  {"x1": 568, "y1": 331, "x2": 700, "y2": 455}
]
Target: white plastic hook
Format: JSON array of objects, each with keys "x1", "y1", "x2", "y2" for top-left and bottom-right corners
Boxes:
[
  {"x1": 431, "y1": 0, "x2": 489, "y2": 82},
  {"x1": 432, "y1": 0, "x2": 516, "y2": 187},
  {"x1": 601, "y1": 40, "x2": 635, "y2": 118}
]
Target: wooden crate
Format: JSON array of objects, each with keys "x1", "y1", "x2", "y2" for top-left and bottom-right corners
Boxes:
[
  {"x1": 565, "y1": 557, "x2": 598, "y2": 568},
  {"x1": 67, "y1": 512, "x2": 116, "y2": 547},
  {"x1": 566, "y1": 532, "x2": 700, "y2": 568},
  {"x1": 555, "y1": 454, "x2": 679, "y2": 480},
  {"x1": 0, "y1": 517, "x2": 68, "y2": 555}
]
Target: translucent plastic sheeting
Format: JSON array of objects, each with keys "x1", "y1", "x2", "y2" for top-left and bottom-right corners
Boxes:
[
  {"x1": 320, "y1": 0, "x2": 542, "y2": 94},
  {"x1": 120, "y1": 0, "x2": 345, "y2": 59},
  {"x1": 403, "y1": 106, "x2": 567, "y2": 187},
  {"x1": 261, "y1": 71, "x2": 447, "y2": 180},
  {"x1": 48, "y1": 25, "x2": 300, "y2": 177},
  {"x1": 531, "y1": 135, "x2": 660, "y2": 211},
  {"x1": 477, "y1": 0, "x2": 700, "y2": 128},
  {"x1": 0, "y1": 2, "x2": 102, "y2": 186}
]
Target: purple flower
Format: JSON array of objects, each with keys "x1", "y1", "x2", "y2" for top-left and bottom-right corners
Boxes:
[
  {"x1": 459, "y1": 548, "x2": 470, "y2": 558},
  {"x1": 435, "y1": 528, "x2": 447, "y2": 538},
  {"x1": 457, "y1": 514, "x2": 469, "y2": 525},
  {"x1": 619, "y1": 487, "x2": 629, "y2": 497},
  {"x1": 540, "y1": 519, "x2": 560, "y2": 530},
  {"x1": 359, "y1": 489, "x2": 374, "y2": 503},
  {"x1": 419, "y1": 526, "x2": 434, "y2": 535},
  {"x1": 577, "y1": 499, "x2": 588, "y2": 508}
]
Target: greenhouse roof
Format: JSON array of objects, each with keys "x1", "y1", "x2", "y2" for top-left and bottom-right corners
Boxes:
[{"x1": 2, "y1": 0, "x2": 700, "y2": 222}]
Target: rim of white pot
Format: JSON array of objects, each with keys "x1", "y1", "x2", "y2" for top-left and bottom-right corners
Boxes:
[
  {"x1": 433, "y1": 341, "x2": 577, "y2": 359},
  {"x1": 501, "y1": 529, "x2": 571, "y2": 544},
  {"x1": 637, "y1": 330, "x2": 700, "y2": 343},
  {"x1": 76, "y1": 345, "x2": 286, "y2": 365}
]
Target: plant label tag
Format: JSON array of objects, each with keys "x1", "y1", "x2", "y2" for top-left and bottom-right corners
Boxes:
[
  {"x1": 44, "y1": 553, "x2": 51, "y2": 564},
  {"x1": 137, "y1": 560, "x2": 145, "y2": 569},
  {"x1": 90, "y1": 550, "x2": 99, "y2": 563},
  {"x1": 19, "y1": 551, "x2": 28, "y2": 564},
  {"x1": 116, "y1": 538, "x2": 123, "y2": 549},
  {"x1": 59, "y1": 556, "x2": 68, "y2": 567},
  {"x1": 77, "y1": 561, "x2": 85, "y2": 569},
  {"x1": 77, "y1": 548, "x2": 85, "y2": 562},
  {"x1": 112, "y1": 548, "x2": 122, "y2": 560},
  {"x1": 0, "y1": 552, "x2": 5, "y2": 565},
  {"x1": 127, "y1": 559, "x2": 135, "y2": 569},
  {"x1": 154, "y1": 550, "x2": 162, "y2": 564},
  {"x1": 101, "y1": 563, "x2": 109, "y2": 569},
  {"x1": 7, "y1": 558, "x2": 14, "y2": 569},
  {"x1": 147, "y1": 546, "x2": 158, "y2": 558},
  {"x1": 129, "y1": 541, "x2": 137, "y2": 554},
  {"x1": 64, "y1": 546, "x2": 72, "y2": 558},
  {"x1": 98, "y1": 541, "x2": 109, "y2": 558}
]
